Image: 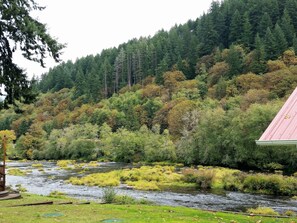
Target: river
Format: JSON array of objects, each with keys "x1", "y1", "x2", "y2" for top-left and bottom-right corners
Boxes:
[{"x1": 5, "y1": 161, "x2": 297, "y2": 214}]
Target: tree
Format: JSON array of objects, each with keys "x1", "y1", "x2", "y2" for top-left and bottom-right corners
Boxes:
[
  {"x1": 229, "y1": 10, "x2": 243, "y2": 44},
  {"x1": 258, "y1": 12, "x2": 273, "y2": 38},
  {"x1": 264, "y1": 27, "x2": 277, "y2": 60},
  {"x1": 273, "y1": 23, "x2": 288, "y2": 56},
  {"x1": 242, "y1": 12, "x2": 253, "y2": 47},
  {"x1": 280, "y1": 9, "x2": 295, "y2": 46},
  {"x1": 0, "y1": 0, "x2": 64, "y2": 107},
  {"x1": 249, "y1": 34, "x2": 266, "y2": 74}
]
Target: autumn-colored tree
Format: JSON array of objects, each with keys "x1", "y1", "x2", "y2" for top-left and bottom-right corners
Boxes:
[
  {"x1": 267, "y1": 60, "x2": 287, "y2": 72},
  {"x1": 240, "y1": 89, "x2": 270, "y2": 110},
  {"x1": 163, "y1": 70, "x2": 186, "y2": 98},
  {"x1": 282, "y1": 49, "x2": 297, "y2": 66},
  {"x1": 208, "y1": 62, "x2": 229, "y2": 86},
  {"x1": 234, "y1": 73, "x2": 264, "y2": 94},
  {"x1": 168, "y1": 100, "x2": 196, "y2": 138},
  {"x1": 141, "y1": 84, "x2": 162, "y2": 99}
]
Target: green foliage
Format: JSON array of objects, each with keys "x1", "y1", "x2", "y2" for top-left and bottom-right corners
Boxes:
[
  {"x1": 4, "y1": 0, "x2": 297, "y2": 173},
  {"x1": 102, "y1": 187, "x2": 117, "y2": 203},
  {"x1": 0, "y1": 0, "x2": 64, "y2": 107}
]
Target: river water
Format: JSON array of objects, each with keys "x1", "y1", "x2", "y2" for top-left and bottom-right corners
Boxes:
[{"x1": 5, "y1": 161, "x2": 297, "y2": 214}]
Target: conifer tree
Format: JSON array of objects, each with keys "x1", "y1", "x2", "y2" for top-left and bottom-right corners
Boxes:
[
  {"x1": 273, "y1": 23, "x2": 288, "y2": 56},
  {"x1": 229, "y1": 10, "x2": 243, "y2": 44},
  {"x1": 258, "y1": 12, "x2": 273, "y2": 38},
  {"x1": 242, "y1": 12, "x2": 253, "y2": 48},
  {"x1": 250, "y1": 34, "x2": 266, "y2": 74},
  {"x1": 280, "y1": 9, "x2": 295, "y2": 46},
  {"x1": 0, "y1": 0, "x2": 64, "y2": 107},
  {"x1": 264, "y1": 27, "x2": 277, "y2": 60}
]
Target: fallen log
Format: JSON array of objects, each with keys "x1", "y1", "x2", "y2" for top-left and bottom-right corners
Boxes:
[{"x1": 9, "y1": 201, "x2": 53, "y2": 207}]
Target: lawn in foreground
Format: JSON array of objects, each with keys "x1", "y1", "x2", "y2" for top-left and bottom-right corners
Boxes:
[{"x1": 0, "y1": 194, "x2": 296, "y2": 223}]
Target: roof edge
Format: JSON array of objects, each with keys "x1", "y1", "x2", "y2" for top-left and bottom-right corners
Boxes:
[{"x1": 256, "y1": 140, "x2": 297, "y2": 146}]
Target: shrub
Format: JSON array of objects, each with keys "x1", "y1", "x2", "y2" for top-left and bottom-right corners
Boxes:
[
  {"x1": 126, "y1": 180, "x2": 160, "y2": 191},
  {"x1": 182, "y1": 168, "x2": 215, "y2": 189},
  {"x1": 247, "y1": 206, "x2": 279, "y2": 216},
  {"x1": 243, "y1": 174, "x2": 282, "y2": 195},
  {"x1": 222, "y1": 172, "x2": 245, "y2": 191},
  {"x1": 102, "y1": 187, "x2": 117, "y2": 203},
  {"x1": 195, "y1": 170, "x2": 215, "y2": 189}
]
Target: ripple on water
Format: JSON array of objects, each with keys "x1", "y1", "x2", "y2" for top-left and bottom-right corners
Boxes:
[{"x1": 6, "y1": 161, "x2": 297, "y2": 213}]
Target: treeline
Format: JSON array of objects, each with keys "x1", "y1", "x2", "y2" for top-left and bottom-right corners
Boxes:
[
  {"x1": 2, "y1": 0, "x2": 297, "y2": 173},
  {"x1": 38, "y1": 0, "x2": 297, "y2": 102},
  {"x1": 2, "y1": 57, "x2": 297, "y2": 172}
]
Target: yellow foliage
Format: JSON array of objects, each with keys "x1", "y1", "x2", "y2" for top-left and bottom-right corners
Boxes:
[
  {"x1": 57, "y1": 160, "x2": 76, "y2": 168},
  {"x1": 247, "y1": 207, "x2": 279, "y2": 216},
  {"x1": 0, "y1": 130, "x2": 16, "y2": 142},
  {"x1": 267, "y1": 60, "x2": 287, "y2": 72}
]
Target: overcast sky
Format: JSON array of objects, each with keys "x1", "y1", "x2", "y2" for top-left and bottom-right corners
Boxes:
[{"x1": 15, "y1": 0, "x2": 214, "y2": 78}]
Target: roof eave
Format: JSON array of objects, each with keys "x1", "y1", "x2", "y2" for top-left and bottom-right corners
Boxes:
[{"x1": 256, "y1": 140, "x2": 297, "y2": 146}]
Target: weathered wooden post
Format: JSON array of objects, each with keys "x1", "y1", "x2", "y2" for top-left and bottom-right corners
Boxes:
[{"x1": 0, "y1": 135, "x2": 6, "y2": 191}]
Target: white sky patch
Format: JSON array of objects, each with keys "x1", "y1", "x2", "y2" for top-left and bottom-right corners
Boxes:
[{"x1": 14, "y1": 0, "x2": 213, "y2": 78}]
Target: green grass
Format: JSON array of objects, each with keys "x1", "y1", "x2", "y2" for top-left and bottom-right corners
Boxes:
[{"x1": 0, "y1": 194, "x2": 296, "y2": 223}]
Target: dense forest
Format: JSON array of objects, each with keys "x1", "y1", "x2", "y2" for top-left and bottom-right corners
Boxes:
[{"x1": 2, "y1": 0, "x2": 297, "y2": 173}]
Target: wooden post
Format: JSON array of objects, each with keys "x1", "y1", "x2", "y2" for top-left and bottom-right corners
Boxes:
[
  {"x1": 0, "y1": 135, "x2": 6, "y2": 191},
  {"x1": 3, "y1": 135, "x2": 6, "y2": 169}
]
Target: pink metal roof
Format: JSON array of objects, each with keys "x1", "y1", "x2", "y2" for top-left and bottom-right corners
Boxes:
[{"x1": 256, "y1": 87, "x2": 297, "y2": 145}]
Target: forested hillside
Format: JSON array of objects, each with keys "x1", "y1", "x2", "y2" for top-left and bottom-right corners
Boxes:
[
  {"x1": 2, "y1": 0, "x2": 297, "y2": 173},
  {"x1": 38, "y1": 0, "x2": 297, "y2": 101}
]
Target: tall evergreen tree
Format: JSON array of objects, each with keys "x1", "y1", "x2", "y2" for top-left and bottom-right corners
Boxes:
[
  {"x1": 285, "y1": 0, "x2": 297, "y2": 31},
  {"x1": 242, "y1": 12, "x2": 253, "y2": 48},
  {"x1": 229, "y1": 10, "x2": 243, "y2": 44},
  {"x1": 258, "y1": 12, "x2": 273, "y2": 38},
  {"x1": 250, "y1": 34, "x2": 266, "y2": 74},
  {"x1": 197, "y1": 14, "x2": 219, "y2": 56},
  {"x1": 273, "y1": 23, "x2": 288, "y2": 55},
  {"x1": 293, "y1": 34, "x2": 297, "y2": 54},
  {"x1": 264, "y1": 27, "x2": 277, "y2": 60},
  {"x1": 280, "y1": 9, "x2": 295, "y2": 46},
  {"x1": 226, "y1": 45, "x2": 244, "y2": 78}
]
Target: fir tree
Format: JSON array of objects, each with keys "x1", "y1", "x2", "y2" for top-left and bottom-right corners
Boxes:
[
  {"x1": 250, "y1": 34, "x2": 266, "y2": 74},
  {"x1": 242, "y1": 12, "x2": 253, "y2": 48},
  {"x1": 280, "y1": 9, "x2": 295, "y2": 46},
  {"x1": 229, "y1": 10, "x2": 243, "y2": 44},
  {"x1": 264, "y1": 27, "x2": 277, "y2": 60},
  {"x1": 258, "y1": 12, "x2": 273, "y2": 38},
  {"x1": 273, "y1": 23, "x2": 288, "y2": 55}
]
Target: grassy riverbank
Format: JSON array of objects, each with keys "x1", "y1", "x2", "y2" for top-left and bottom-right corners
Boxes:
[{"x1": 0, "y1": 194, "x2": 295, "y2": 223}]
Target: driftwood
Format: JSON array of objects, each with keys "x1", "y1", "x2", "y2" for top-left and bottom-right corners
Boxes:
[{"x1": 9, "y1": 201, "x2": 53, "y2": 207}]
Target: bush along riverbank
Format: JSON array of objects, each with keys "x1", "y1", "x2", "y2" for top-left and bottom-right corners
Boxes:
[{"x1": 67, "y1": 163, "x2": 297, "y2": 196}]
